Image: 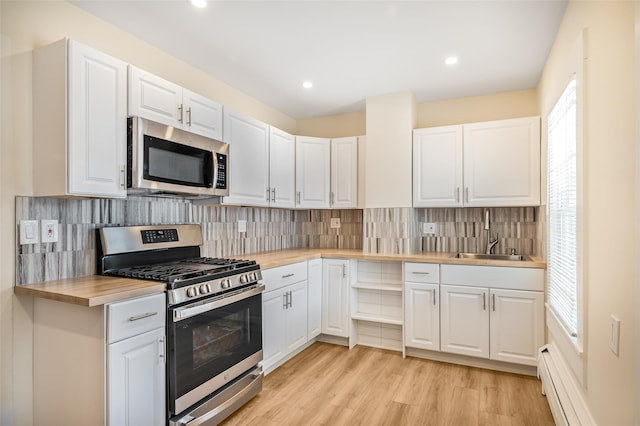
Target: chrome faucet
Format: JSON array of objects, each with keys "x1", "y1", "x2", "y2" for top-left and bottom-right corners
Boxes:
[{"x1": 484, "y1": 209, "x2": 499, "y2": 254}]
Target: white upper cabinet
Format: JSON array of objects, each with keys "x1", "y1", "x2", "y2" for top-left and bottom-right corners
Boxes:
[
  {"x1": 33, "y1": 39, "x2": 127, "y2": 198},
  {"x1": 413, "y1": 125, "x2": 463, "y2": 207},
  {"x1": 268, "y1": 127, "x2": 296, "y2": 208},
  {"x1": 463, "y1": 117, "x2": 540, "y2": 206},
  {"x1": 222, "y1": 109, "x2": 270, "y2": 206},
  {"x1": 413, "y1": 116, "x2": 540, "y2": 208},
  {"x1": 296, "y1": 136, "x2": 331, "y2": 209},
  {"x1": 182, "y1": 89, "x2": 223, "y2": 140},
  {"x1": 128, "y1": 66, "x2": 222, "y2": 140},
  {"x1": 330, "y1": 137, "x2": 358, "y2": 209}
]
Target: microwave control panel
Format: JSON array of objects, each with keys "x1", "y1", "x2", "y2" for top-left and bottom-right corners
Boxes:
[{"x1": 215, "y1": 153, "x2": 227, "y2": 189}]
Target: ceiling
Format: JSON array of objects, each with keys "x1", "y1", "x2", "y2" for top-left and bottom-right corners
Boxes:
[{"x1": 72, "y1": 0, "x2": 568, "y2": 120}]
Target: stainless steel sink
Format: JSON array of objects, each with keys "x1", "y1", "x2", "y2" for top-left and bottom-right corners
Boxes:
[{"x1": 450, "y1": 252, "x2": 531, "y2": 261}]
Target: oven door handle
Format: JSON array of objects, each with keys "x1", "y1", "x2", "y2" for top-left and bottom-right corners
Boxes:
[
  {"x1": 173, "y1": 282, "x2": 265, "y2": 322},
  {"x1": 177, "y1": 367, "x2": 263, "y2": 426}
]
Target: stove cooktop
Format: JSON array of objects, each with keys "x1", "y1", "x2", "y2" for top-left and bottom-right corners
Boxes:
[{"x1": 106, "y1": 257, "x2": 258, "y2": 287}]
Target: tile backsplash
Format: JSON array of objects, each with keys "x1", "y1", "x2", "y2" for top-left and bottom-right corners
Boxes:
[
  {"x1": 15, "y1": 196, "x2": 539, "y2": 285},
  {"x1": 15, "y1": 196, "x2": 362, "y2": 285}
]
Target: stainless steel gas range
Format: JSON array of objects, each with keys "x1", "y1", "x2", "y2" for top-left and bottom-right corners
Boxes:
[{"x1": 99, "y1": 224, "x2": 264, "y2": 425}]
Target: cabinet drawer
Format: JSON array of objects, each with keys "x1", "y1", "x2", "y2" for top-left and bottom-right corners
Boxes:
[
  {"x1": 262, "y1": 261, "x2": 308, "y2": 293},
  {"x1": 107, "y1": 293, "x2": 165, "y2": 344},
  {"x1": 404, "y1": 263, "x2": 439, "y2": 283}
]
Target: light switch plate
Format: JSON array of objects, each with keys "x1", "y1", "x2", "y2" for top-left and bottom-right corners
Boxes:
[
  {"x1": 610, "y1": 315, "x2": 620, "y2": 356},
  {"x1": 238, "y1": 220, "x2": 247, "y2": 233},
  {"x1": 41, "y1": 220, "x2": 59, "y2": 243},
  {"x1": 330, "y1": 218, "x2": 341, "y2": 229},
  {"x1": 20, "y1": 220, "x2": 39, "y2": 244}
]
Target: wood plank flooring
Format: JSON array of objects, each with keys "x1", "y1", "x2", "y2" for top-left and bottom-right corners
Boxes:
[{"x1": 222, "y1": 342, "x2": 555, "y2": 426}]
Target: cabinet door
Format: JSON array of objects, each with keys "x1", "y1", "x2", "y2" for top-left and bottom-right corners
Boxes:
[
  {"x1": 296, "y1": 136, "x2": 330, "y2": 208},
  {"x1": 107, "y1": 327, "x2": 165, "y2": 426},
  {"x1": 269, "y1": 127, "x2": 296, "y2": 208},
  {"x1": 404, "y1": 282, "x2": 440, "y2": 350},
  {"x1": 490, "y1": 289, "x2": 544, "y2": 366},
  {"x1": 307, "y1": 259, "x2": 323, "y2": 339},
  {"x1": 262, "y1": 288, "x2": 287, "y2": 372},
  {"x1": 413, "y1": 126, "x2": 463, "y2": 207},
  {"x1": 128, "y1": 66, "x2": 182, "y2": 127},
  {"x1": 223, "y1": 110, "x2": 270, "y2": 206},
  {"x1": 183, "y1": 89, "x2": 223, "y2": 140},
  {"x1": 440, "y1": 285, "x2": 489, "y2": 358},
  {"x1": 285, "y1": 281, "x2": 308, "y2": 352},
  {"x1": 322, "y1": 259, "x2": 349, "y2": 337},
  {"x1": 463, "y1": 116, "x2": 540, "y2": 206},
  {"x1": 67, "y1": 40, "x2": 127, "y2": 197},
  {"x1": 330, "y1": 137, "x2": 358, "y2": 208}
]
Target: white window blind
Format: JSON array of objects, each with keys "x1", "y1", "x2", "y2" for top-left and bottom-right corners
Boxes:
[{"x1": 547, "y1": 76, "x2": 578, "y2": 337}]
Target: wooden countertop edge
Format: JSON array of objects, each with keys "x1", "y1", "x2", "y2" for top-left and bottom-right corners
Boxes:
[
  {"x1": 15, "y1": 249, "x2": 545, "y2": 307},
  {"x1": 14, "y1": 277, "x2": 166, "y2": 307}
]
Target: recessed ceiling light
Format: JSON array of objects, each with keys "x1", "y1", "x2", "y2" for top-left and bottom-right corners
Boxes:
[
  {"x1": 302, "y1": 81, "x2": 313, "y2": 89},
  {"x1": 445, "y1": 56, "x2": 458, "y2": 66},
  {"x1": 190, "y1": 0, "x2": 207, "y2": 8}
]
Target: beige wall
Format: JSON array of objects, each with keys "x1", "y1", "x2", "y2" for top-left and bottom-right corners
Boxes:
[
  {"x1": 416, "y1": 89, "x2": 539, "y2": 128},
  {"x1": 537, "y1": 1, "x2": 637, "y2": 424},
  {"x1": 296, "y1": 111, "x2": 366, "y2": 138}
]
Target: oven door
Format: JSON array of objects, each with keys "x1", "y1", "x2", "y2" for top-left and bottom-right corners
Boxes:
[{"x1": 168, "y1": 283, "x2": 264, "y2": 415}]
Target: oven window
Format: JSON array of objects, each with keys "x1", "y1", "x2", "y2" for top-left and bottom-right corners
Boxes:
[{"x1": 192, "y1": 309, "x2": 249, "y2": 369}]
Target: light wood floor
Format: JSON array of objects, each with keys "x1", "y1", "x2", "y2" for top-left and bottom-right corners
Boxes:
[{"x1": 222, "y1": 342, "x2": 555, "y2": 426}]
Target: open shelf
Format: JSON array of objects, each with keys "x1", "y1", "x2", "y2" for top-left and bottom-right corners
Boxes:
[
  {"x1": 351, "y1": 312, "x2": 402, "y2": 325},
  {"x1": 352, "y1": 281, "x2": 402, "y2": 292}
]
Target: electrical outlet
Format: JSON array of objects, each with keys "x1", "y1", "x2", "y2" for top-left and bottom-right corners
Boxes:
[
  {"x1": 422, "y1": 222, "x2": 437, "y2": 235},
  {"x1": 41, "y1": 220, "x2": 59, "y2": 243},
  {"x1": 20, "y1": 220, "x2": 39, "y2": 245},
  {"x1": 330, "y1": 218, "x2": 341, "y2": 229},
  {"x1": 610, "y1": 315, "x2": 620, "y2": 356},
  {"x1": 238, "y1": 220, "x2": 247, "y2": 233}
]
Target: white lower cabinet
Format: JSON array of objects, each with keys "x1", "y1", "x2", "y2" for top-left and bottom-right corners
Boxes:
[
  {"x1": 32, "y1": 292, "x2": 166, "y2": 426},
  {"x1": 307, "y1": 258, "x2": 323, "y2": 338},
  {"x1": 404, "y1": 263, "x2": 440, "y2": 351},
  {"x1": 440, "y1": 264, "x2": 545, "y2": 366},
  {"x1": 489, "y1": 288, "x2": 545, "y2": 365},
  {"x1": 106, "y1": 293, "x2": 166, "y2": 426},
  {"x1": 322, "y1": 259, "x2": 351, "y2": 337},
  {"x1": 440, "y1": 284, "x2": 490, "y2": 358},
  {"x1": 261, "y1": 262, "x2": 309, "y2": 373},
  {"x1": 107, "y1": 328, "x2": 166, "y2": 426}
]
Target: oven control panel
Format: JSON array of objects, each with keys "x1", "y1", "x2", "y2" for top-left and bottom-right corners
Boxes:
[
  {"x1": 168, "y1": 269, "x2": 262, "y2": 306},
  {"x1": 141, "y1": 228, "x2": 179, "y2": 244}
]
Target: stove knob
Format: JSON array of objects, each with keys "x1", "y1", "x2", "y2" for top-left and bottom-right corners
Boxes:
[
  {"x1": 250, "y1": 272, "x2": 257, "y2": 281},
  {"x1": 186, "y1": 286, "x2": 199, "y2": 298},
  {"x1": 240, "y1": 275, "x2": 248, "y2": 284},
  {"x1": 221, "y1": 279, "x2": 232, "y2": 289},
  {"x1": 199, "y1": 284, "x2": 211, "y2": 295}
]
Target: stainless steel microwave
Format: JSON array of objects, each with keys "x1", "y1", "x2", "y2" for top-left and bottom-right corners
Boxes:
[{"x1": 127, "y1": 116, "x2": 229, "y2": 197}]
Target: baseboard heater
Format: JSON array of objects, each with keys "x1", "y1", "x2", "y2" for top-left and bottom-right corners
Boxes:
[{"x1": 537, "y1": 344, "x2": 596, "y2": 425}]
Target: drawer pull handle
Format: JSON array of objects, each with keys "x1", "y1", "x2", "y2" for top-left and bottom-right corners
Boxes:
[
  {"x1": 128, "y1": 312, "x2": 158, "y2": 322},
  {"x1": 282, "y1": 273, "x2": 295, "y2": 278},
  {"x1": 412, "y1": 272, "x2": 430, "y2": 275}
]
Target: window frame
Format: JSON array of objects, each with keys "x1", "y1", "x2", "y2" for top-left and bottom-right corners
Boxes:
[{"x1": 545, "y1": 29, "x2": 586, "y2": 386}]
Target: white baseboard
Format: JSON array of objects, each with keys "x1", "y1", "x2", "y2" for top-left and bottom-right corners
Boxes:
[{"x1": 537, "y1": 344, "x2": 596, "y2": 425}]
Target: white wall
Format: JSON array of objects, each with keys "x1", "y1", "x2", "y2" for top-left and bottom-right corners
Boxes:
[{"x1": 537, "y1": 1, "x2": 637, "y2": 424}]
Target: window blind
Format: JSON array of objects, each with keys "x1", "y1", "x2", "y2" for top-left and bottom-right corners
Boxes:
[{"x1": 547, "y1": 76, "x2": 578, "y2": 337}]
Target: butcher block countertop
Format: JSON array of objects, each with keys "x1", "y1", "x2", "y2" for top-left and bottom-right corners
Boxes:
[
  {"x1": 15, "y1": 249, "x2": 545, "y2": 307},
  {"x1": 14, "y1": 275, "x2": 166, "y2": 307}
]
